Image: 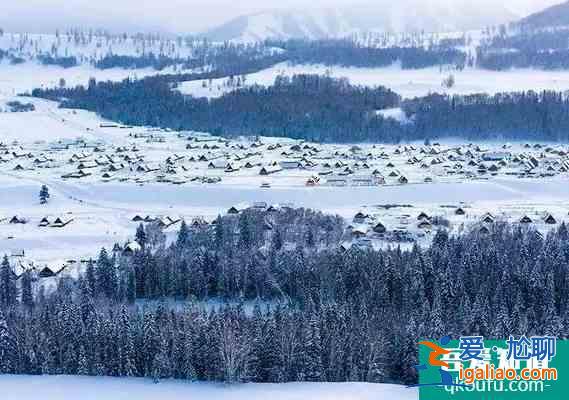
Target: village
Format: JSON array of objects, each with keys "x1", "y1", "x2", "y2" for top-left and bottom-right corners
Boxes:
[
  {"x1": 3, "y1": 119, "x2": 569, "y2": 285},
  {"x1": 2, "y1": 123, "x2": 568, "y2": 188}
]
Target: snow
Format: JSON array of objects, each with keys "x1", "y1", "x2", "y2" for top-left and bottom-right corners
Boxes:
[
  {"x1": 3, "y1": 131, "x2": 569, "y2": 267},
  {"x1": 206, "y1": 1, "x2": 513, "y2": 43},
  {"x1": 30, "y1": 178, "x2": 569, "y2": 211},
  {"x1": 0, "y1": 375, "x2": 416, "y2": 400},
  {"x1": 0, "y1": 98, "x2": 123, "y2": 142},
  {"x1": 376, "y1": 108, "x2": 409, "y2": 123},
  {"x1": 3, "y1": 52, "x2": 569, "y2": 278},
  {"x1": 177, "y1": 62, "x2": 569, "y2": 99},
  {"x1": 0, "y1": 32, "x2": 210, "y2": 97},
  {"x1": 0, "y1": 60, "x2": 200, "y2": 98},
  {"x1": 242, "y1": 14, "x2": 285, "y2": 43},
  {"x1": 0, "y1": 33, "x2": 198, "y2": 61}
]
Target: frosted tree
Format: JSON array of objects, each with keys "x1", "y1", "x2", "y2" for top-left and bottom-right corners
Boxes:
[
  {"x1": 96, "y1": 248, "x2": 117, "y2": 299},
  {"x1": 21, "y1": 271, "x2": 33, "y2": 309},
  {"x1": 39, "y1": 185, "x2": 50, "y2": 204},
  {"x1": 258, "y1": 316, "x2": 283, "y2": 382},
  {"x1": 119, "y1": 306, "x2": 137, "y2": 377},
  {"x1": 238, "y1": 214, "x2": 252, "y2": 249},
  {"x1": 126, "y1": 267, "x2": 136, "y2": 304},
  {"x1": 77, "y1": 345, "x2": 90, "y2": 375},
  {"x1": 152, "y1": 338, "x2": 172, "y2": 383},
  {"x1": 176, "y1": 220, "x2": 189, "y2": 248},
  {"x1": 0, "y1": 255, "x2": 17, "y2": 307},
  {"x1": 303, "y1": 310, "x2": 323, "y2": 382},
  {"x1": 0, "y1": 311, "x2": 14, "y2": 373},
  {"x1": 442, "y1": 74, "x2": 455, "y2": 89},
  {"x1": 218, "y1": 316, "x2": 250, "y2": 383},
  {"x1": 135, "y1": 224, "x2": 147, "y2": 248}
]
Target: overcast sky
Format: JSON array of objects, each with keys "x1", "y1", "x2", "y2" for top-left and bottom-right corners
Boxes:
[{"x1": 1, "y1": 0, "x2": 563, "y2": 34}]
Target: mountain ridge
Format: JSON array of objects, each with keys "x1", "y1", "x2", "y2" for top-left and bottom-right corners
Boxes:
[
  {"x1": 518, "y1": 1, "x2": 569, "y2": 29},
  {"x1": 203, "y1": 1, "x2": 519, "y2": 42}
]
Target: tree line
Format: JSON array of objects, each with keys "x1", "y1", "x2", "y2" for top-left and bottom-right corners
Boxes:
[
  {"x1": 402, "y1": 91, "x2": 569, "y2": 141},
  {"x1": 267, "y1": 38, "x2": 467, "y2": 70},
  {"x1": 32, "y1": 72, "x2": 569, "y2": 142},
  {"x1": 32, "y1": 74, "x2": 405, "y2": 142},
  {"x1": 477, "y1": 28, "x2": 569, "y2": 70},
  {"x1": 9, "y1": 29, "x2": 569, "y2": 72},
  {"x1": 1, "y1": 207, "x2": 569, "y2": 385},
  {"x1": 88, "y1": 38, "x2": 469, "y2": 72},
  {"x1": 37, "y1": 54, "x2": 78, "y2": 69}
]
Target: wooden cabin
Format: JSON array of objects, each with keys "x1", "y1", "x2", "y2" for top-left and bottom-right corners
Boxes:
[
  {"x1": 373, "y1": 222, "x2": 387, "y2": 234},
  {"x1": 455, "y1": 207, "x2": 466, "y2": 216},
  {"x1": 544, "y1": 214, "x2": 557, "y2": 225}
]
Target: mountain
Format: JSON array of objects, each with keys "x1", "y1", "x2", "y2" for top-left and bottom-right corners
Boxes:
[
  {"x1": 518, "y1": 1, "x2": 569, "y2": 29},
  {"x1": 204, "y1": 0, "x2": 518, "y2": 42}
]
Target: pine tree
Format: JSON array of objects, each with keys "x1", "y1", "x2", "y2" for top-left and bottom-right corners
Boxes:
[
  {"x1": 176, "y1": 220, "x2": 189, "y2": 248},
  {"x1": 119, "y1": 306, "x2": 137, "y2": 377},
  {"x1": 40, "y1": 335, "x2": 57, "y2": 376},
  {"x1": 238, "y1": 214, "x2": 251, "y2": 249},
  {"x1": 96, "y1": 248, "x2": 117, "y2": 299},
  {"x1": 39, "y1": 185, "x2": 50, "y2": 204},
  {"x1": 176, "y1": 329, "x2": 197, "y2": 381},
  {"x1": 303, "y1": 310, "x2": 323, "y2": 381},
  {"x1": 126, "y1": 267, "x2": 136, "y2": 304},
  {"x1": 135, "y1": 224, "x2": 147, "y2": 248},
  {"x1": 85, "y1": 259, "x2": 96, "y2": 294},
  {"x1": 77, "y1": 345, "x2": 90, "y2": 375},
  {"x1": 0, "y1": 310, "x2": 14, "y2": 373},
  {"x1": 428, "y1": 290, "x2": 445, "y2": 340},
  {"x1": 152, "y1": 338, "x2": 172, "y2": 383},
  {"x1": 214, "y1": 216, "x2": 224, "y2": 249},
  {"x1": 271, "y1": 229, "x2": 283, "y2": 251},
  {"x1": 306, "y1": 229, "x2": 315, "y2": 247},
  {"x1": 0, "y1": 255, "x2": 17, "y2": 307},
  {"x1": 21, "y1": 271, "x2": 33, "y2": 309},
  {"x1": 259, "y1": 316, "x2": 283, "y2": 382},
  {"x1": 142, "y1": 313, "x2": 159, "y2": 376}
]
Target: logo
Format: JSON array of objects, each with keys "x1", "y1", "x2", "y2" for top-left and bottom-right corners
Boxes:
[
  {"x1": 417, "y1": 336, "x2": 567, "y2": 399},
  {"x1": 412, "y1": 335, "x2": 468, "y2": 389}
]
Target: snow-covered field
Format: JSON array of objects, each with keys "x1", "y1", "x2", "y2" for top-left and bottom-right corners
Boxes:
[
  {"x1": 0, "y1": 61, "x2": 164, "y2": 97},
  {"x1": 4, "y1": 171, "x2": 569, "y2": 265},
  {"x1": 0, "y1": 375, "x2": 416, "y2": 400},
  {"x1": 0, "y1": 36, "x2": 180, "y2": 97},
  {"x1": 0, "y1": 60, "x2": 201, "y2": 98},
  {"x1": 0, "y1": 98, "x2": 124, "y2": 141},
  {"x1": 177, "y1": 62, "x2": 569, "y2": 99},
  {"x1": 0, "y1": 33, "x2": 207, "y2": 97}
]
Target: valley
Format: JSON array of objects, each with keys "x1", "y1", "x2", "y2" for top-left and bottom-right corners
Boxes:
[{"x1": 2, "y1": 2, "x2": 569, "y2": 399}]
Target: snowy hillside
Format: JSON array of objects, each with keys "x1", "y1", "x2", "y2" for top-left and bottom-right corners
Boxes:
[
  {"x1": 518, "y1": 0, "x2": 569, "y2": 29},
  {"x1": 177, "y1": 61, "x2": 569, "y2": 100},
  {"x1": 205, "y1": 9, "x2": 353, "y2": 42},
  {"x1": 0, "y1": 31, "x2": 209, "y2": 97},
  {"x1": 0, "y1": 32, "x2": 197, "y2": 61},
  {"x1": 204, "y1": 0, "x2": 517, "y2": 42},
  {"x1": 0, "y1": 61, "x2": 172, "y2": 98}
]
